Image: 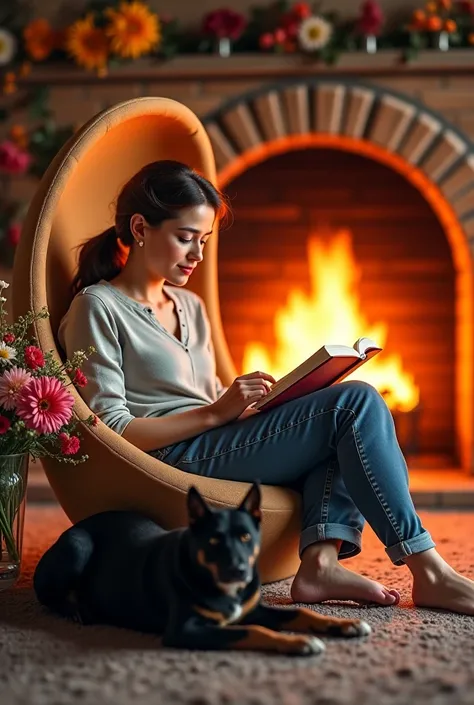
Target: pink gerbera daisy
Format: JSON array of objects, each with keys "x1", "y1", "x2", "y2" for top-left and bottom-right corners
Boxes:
[
  {"x1": 0, "y1": 366, "x2": 32, "y2": 410},
  {"x1": 16, "y1": 376, "x2": 75, "y2": 434}
]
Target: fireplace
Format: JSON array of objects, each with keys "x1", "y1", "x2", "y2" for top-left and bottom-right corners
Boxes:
[
  {"x1": 217, "y1": 146, "x2": 453, "y2": 463},
  {"x1": 201, "y1": 79, "x2": 474, "y2": 473}
]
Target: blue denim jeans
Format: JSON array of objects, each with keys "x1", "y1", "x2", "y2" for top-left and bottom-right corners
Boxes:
[{"x1": 151, "y1": 381, "x2": 435, "y2": 565}]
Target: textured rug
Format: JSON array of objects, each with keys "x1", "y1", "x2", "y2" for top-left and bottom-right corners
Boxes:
[{"x1": 0, "y1": 507, "x2": 473, "y2": 705}]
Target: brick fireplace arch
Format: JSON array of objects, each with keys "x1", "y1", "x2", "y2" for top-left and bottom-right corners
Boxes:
[{"x1": 200, "y1": 80, "x2": 474, "y2": 472}]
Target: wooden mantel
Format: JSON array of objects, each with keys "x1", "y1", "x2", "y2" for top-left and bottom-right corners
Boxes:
[{"x1": 16, "y1": 49, "x2": 474, "y2": 86}]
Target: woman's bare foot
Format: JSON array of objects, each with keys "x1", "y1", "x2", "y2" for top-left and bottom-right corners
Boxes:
[
  {"x1": 291, "y1": 540, "x2": 400, "y2": 606},
  {"x1": 406, "y1": 549, "x2": 474, "y2": 615}
]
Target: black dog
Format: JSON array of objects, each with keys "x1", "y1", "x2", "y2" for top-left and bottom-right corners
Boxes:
[{"x1": 34, "y1": 483, "x2": 371, "y2": 655}]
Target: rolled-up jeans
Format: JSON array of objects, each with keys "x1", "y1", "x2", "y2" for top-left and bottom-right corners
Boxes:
[{"x1": 150, "y1": 381, "x2": 435, "y2": 566}]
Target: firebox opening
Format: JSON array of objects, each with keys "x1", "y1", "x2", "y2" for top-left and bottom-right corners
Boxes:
[{"x1": 218, "y1": 147, "x2": 458, "y2": 469}]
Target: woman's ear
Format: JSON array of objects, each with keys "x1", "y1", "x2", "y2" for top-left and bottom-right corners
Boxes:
[{"x1": 129, "y1": 213, "x2": 146, "y2": 242}]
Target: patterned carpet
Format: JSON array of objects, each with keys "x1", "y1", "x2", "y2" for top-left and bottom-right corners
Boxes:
[{"x1": 0, "y1": 505, "x2": 473, "y2": 705}]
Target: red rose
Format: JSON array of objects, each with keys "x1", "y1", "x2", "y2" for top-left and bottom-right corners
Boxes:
[
  {"x1": 202, "y1": 9, "x2": 247, "y2": 40},
  {"x1": 91, "y1": 415, "x2": 99, "y2": 427},
  {"x1": 357, "y1": 0, "x2": 384, "y2": 36},
  {"x1": 58, "y1": 432, "x2": 80, "y2": 455},
  {"x1": 3, "y1": 332, "x2": 15, "y2": 344},
  {"x1": 73, "y1": 369, "x2": 88, "y2": 387},
  {"x1": 0, "y1": 415, "x2": 11, "y2": 434},
  {"x1": 24, "y1": 345, "x2": 45, "y2": 370}
]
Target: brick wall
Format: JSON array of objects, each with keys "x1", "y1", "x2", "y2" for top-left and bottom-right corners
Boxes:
[{"x1": 3, "y1": 70, "x2": 474, "y2": 211}]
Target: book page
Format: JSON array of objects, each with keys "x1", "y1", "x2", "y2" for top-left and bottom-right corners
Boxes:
[{"x1": 353, "y1": 337, "x2": 382, "y2": 356}]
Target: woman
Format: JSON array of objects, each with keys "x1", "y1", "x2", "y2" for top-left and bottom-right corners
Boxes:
[{"x1": 59, "y1": 160, "x2": 474, "y2": 614}]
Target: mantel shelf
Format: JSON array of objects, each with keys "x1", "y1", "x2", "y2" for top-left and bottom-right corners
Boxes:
[{"x1": 15, "y1": 49, "x2": 474, "y2": 86}]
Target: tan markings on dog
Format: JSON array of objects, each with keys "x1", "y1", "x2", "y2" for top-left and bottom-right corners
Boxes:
[
  {"x1": 197, "y1": 549, "x2": 220, "y2": 583},
  {"x1": 240, "y1": 588, "x2": 261, "y2": 619},
  {"x1": 229, "y1": 625, "x2": 319, "y2": 654},
  {"x1": 284, "y1": 607, "x2": 358, "y2": 633},
  {"x1": 192, "y1": 605, "x2": 230, "y2": 625},
  {"x1": 248, "y1": 544, "x2": 260, "y2": 567}
]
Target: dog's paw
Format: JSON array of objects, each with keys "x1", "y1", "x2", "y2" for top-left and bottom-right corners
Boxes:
[
  {"x1": 339, "y1": 619, "x2": 372, "y2": 637},
  {"x1": 281, "y1": 635, "x2": 326, "y2": 656}
]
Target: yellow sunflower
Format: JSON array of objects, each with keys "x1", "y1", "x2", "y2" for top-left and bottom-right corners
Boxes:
[
  {"x1": 105, "y1": 1, "x2": 160, "y2": 59},
  {"x1": 66, "y1": 14, "x2": 109, "y2": 72}
]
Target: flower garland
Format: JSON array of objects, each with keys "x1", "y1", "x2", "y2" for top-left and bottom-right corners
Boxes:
[{"x1": 0, "y1": 0, "x2": 472, "y2": 86}]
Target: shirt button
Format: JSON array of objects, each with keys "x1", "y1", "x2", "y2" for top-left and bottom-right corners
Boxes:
[{"x1": 182, "y1": 323, "x2": 185, "y2": 327}]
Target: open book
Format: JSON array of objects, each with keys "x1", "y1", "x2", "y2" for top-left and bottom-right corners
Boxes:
[{"x1": 253, "y1": 337, "x2": 382, "y2": 412}]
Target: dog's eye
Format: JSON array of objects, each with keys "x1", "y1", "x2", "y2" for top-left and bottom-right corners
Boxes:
[
  {"x1": 209, "y1": 537, "x2": 220, "y2": 545},
  {"x1": 240, "y1": 533, "x2": 251, "y2": 543}
]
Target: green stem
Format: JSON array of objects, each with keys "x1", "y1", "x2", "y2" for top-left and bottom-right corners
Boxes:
[{"x1": 0, "y1": 499, "x2": 19, "y2": 563}]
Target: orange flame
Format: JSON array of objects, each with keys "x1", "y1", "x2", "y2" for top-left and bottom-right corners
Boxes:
[{"x1": 242, "y1": 230, "x2": 419, "y2": 412}]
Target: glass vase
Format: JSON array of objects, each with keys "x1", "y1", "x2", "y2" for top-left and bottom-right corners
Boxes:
[
  {"x1": 0, "y1": 453, "x2": 28, "y2": 590},
  {"x1": 216, "y1": 37, "x2": 232, "y2": 58}
]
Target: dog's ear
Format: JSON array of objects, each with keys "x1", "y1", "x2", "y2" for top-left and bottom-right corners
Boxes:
[
  {"x1": 238, "y1": 482, "x2": 261, "y2": 523},
  {"x1": 187, "y1": 486, "x2": 211, "y2": 524}
]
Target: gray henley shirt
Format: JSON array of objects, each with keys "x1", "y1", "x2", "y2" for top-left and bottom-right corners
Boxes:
[{"x1": 58, "y1": 280, "x2": 224, "y2": 436}]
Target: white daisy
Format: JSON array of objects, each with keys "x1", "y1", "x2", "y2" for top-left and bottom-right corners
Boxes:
[
  {"x1": 0, "y1": 29, "x2": 17, "y2": 67},
  {"x1": 298, "y1": 16, "x2": 333, "y2": 52},
  {"x1": 0, "y1": 342, "x2": 16, "y2": 364}
]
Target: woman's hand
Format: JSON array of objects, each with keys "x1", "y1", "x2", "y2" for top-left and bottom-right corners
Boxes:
[{"x1": 209, "y1": 371, "x2": 276, "y2": 425}]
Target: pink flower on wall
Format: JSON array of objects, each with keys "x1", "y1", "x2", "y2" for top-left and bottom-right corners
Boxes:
[{"x1": 0, "y1": 140, "x2": 32, "y2": 175}]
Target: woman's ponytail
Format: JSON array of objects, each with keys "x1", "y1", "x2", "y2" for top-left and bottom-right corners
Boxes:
[{"x1": 71, "y1": 226, "x2": 123, "y2": 296}]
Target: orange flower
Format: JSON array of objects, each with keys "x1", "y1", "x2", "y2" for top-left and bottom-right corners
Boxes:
[
  {"x1": 443, "y1": 18, "x2": 457, "y2": 32},
  {"x1": 438, "y1": 0, "x2": 452, "y2": 9},
  {"x1": 409, "y1": 9, "x2": 427, "y2": 30},
  {"x1": 426, "y1": 15, "x2": 443, "y2": 30},
  {"x1": 468, "y1": 32, "x2": 474, "y2": 44},
  {"x1": 9, "y1": 125, "x2": 28, "y2": 150},
  {"x1": 66, "y1": 14, "x2": 109, "y2": 72},
  {"x1": 425, "y1": 1, "x2": 439, "y2": 12},
  {"x1": 105, "y1": 1, "x2": 160, "y2": 59},
  {"x1": 23, "y1": 19, "x2": 56, "y2": 61},
  {"x1": 2, "y1": 72, "x2": 16, "y2": 94}
]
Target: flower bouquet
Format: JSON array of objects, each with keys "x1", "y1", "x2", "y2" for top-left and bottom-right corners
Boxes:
[{"x1": 0, "y1": 280, "x2": 95, "y2": 589}]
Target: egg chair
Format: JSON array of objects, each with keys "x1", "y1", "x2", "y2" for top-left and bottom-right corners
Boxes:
[{"x1": 12, "y1": 97, "x2": 301, "y2": 583}]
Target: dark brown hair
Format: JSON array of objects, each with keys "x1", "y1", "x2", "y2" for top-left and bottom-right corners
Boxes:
[{"x1": 71, "y1": 160, "x2": 228, "y2": 295}]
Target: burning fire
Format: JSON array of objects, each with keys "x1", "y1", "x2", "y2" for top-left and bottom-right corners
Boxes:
[{"x1": 242, "y1": 230, "x2": 419, "y2": 412}]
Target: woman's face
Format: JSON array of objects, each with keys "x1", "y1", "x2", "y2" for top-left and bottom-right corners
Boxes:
[{"x1": 131, "y1": 204, "x2": 216, "y2": 285}]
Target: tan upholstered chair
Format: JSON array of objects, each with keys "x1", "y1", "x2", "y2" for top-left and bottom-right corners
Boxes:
[{"x1": 12, "y1": 97, "x2": 301, "y2": 583}]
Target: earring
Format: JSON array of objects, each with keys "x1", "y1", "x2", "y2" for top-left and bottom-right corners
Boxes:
[{"x1": 139, "y1": 241, "x2": 144, "y2": 248}]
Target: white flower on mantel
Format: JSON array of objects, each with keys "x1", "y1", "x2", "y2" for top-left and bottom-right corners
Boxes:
[
  {"x1": 0, "y1": 28, "x2": 17, "y2": 66},
  {"x1": 298, "y1": 16, "x2": 333, "y2": 52}
]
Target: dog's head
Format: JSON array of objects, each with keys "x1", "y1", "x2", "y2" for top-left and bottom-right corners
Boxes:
[{"x1": 186, "y1": 483, "x2": 261, "y2": 595}]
